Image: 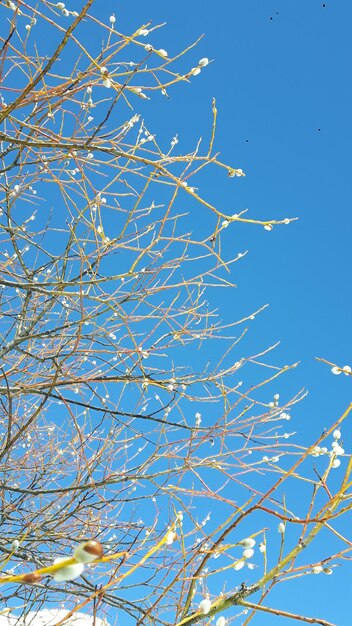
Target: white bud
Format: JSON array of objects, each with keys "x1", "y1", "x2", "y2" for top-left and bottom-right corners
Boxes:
[
  {"x1": 73, "y1": 540, "x2": 103, "y2": 563},
  {"x1": 240, "y1": 537, "x2": 256, "y2": 549},
  {"x1": 243, "y1": 548, "x2": 254, "y2": 559},
  {"x1": 216, "y1": 618, "x2": 226, "y2": 626},
  {"x1": 259, "y1": 542, "x2": 266, "y2": 553},
  {"x1": 332, "y1": 458, "x2": 341, "y2": 468},
  {"x1": 331, "y1": 366, "x2": 341, "y2": 375},
  {"x1": 343, "y1": 365, "x2": 352, "y2": 375},
  {"x1": 333, "y1": 429, "x2": 341, "y2": 440},
  {"x1": 312, "y1": 565, "x2": 323, "y2": 574},
  {"x1": 52, "y1": 558, "x2": 84, "y2": 582},
  {"x1": 198, "y1": 599, "x2": 211, "y2": 615},
  {"x1": 199, "y1": 57, "x2": 209, "y2": 67},
  {"x1": 109, "y1": 15, "x2": 116, "y2": 24},
  {"x1": 165, "y1": 531, "x2": 177, "y2": 545},
  {"x1": 234, "y1": 560, "x2": 245, "y2": 571},
  {"x1": 56, "y1": 2, "x2": 65, "y2": 8},
  {"x1": 11, "y1": 539, "x2": 19, "y2": 551},
  {"x1": 158, "y1": 49, "x2": 168, "y2": 58},
  {"x1": 278, "y1": 522, "x2": 285, "y2": 534},
  {"x1": 334, "y1": 445, "x2": 344, "y2": 456}
]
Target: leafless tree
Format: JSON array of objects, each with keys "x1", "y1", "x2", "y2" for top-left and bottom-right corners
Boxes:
[{"x1": 0, "y1": 3, "x2": 350, "y2": 626}]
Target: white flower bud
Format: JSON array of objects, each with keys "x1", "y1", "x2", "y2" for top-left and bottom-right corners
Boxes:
[
  {"x1": 198, "y1": 598, "x2": 211, "y2": 615},
  {"x1": 73, "y1": 540, "x2": 103, "y2": 563},
  {"x1": 334, "y1": 445, "x2": 344, "y2": 456},
  {"x1": 198, "y1": 57, "x2": 209, "y2": 67},
  {"x1": 240, "y1": 537, "x2": 256, "y2": 549},
  {"x1": 312, "y1": 565, "x2": 323, "y2": 574},
  {"x1": 331, "y1": 366, "x2": 341, "y2": 375},
  {"x1": 165, "y1": 531, "x2": 178, "y2": 545},
  {"x1": 278, "y1": 522, "x2": 285, "y2": 534},
  {"x1": 216, "y1": 617, "x2": 226, "y2": 626},
  {"x1": 243, "y1": 548, "x2": 254, "y2": 559},
  {"x1": 52, "y1": 558, "x2": 84, "y2": 582},
  {"x1": 11, "y1": 539, "x2": 19, "y2": 551},
  {"x1": 311, "y1": 446, "x2": 321, "y2": 457},
  {"x1": 234, "y1": 560, "x2": 245, "y2": 571},
  {"x1": 333, "y1": 429, "x2": 341, "y2": 439}
]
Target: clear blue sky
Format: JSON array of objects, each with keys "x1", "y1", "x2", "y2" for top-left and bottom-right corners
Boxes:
[{"x1": 104, "y1": 1, "x2": 352, "y2": 622}]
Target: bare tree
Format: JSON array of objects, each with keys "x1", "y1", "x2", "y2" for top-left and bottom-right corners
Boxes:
[{"x1": 0, "y1": 2, "x2": 350, "y2": 626}]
